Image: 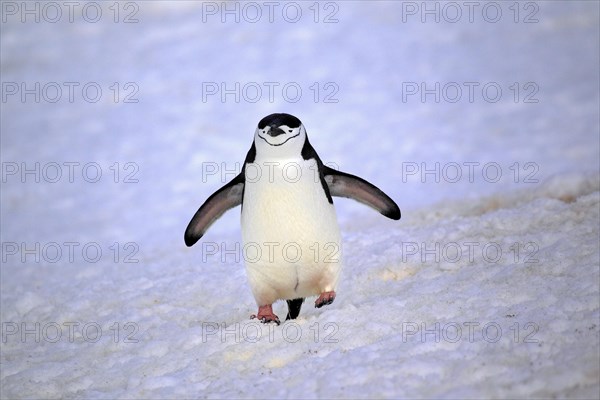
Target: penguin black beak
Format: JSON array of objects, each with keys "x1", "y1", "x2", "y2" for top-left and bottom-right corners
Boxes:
[{"x1": 267, "y1": 125, "x2": 286, "y2": 137}]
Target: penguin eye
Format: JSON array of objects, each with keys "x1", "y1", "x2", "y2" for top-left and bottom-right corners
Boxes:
[{"x1": 288, "y1": 129, "x2": 293, "y2": 133}]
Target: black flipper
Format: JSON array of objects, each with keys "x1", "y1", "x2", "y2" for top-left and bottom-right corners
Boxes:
[
  {"x1": 286, "y1": 298, "x2": 304, "y2": 320},
  {"x1": 323, "y1": 166, "x2": 401, "y2": 220},
  {"x1": 301, "y1": 138, "x2": 400, "y2": 220},
  {"x1": 184, "y1": 176, "x2": 244, "y2": 247},
  {"x1": 184, "y1": 144, "x2": 256, "y2": 247}
]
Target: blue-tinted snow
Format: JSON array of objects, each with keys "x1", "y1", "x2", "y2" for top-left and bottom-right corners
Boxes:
[{"x1": 1, "y1": 1, "x2": 598, "y2": 398}]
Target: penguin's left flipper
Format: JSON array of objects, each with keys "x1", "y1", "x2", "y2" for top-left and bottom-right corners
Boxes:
[
  {"x1": 323, "y1": 166, "x2": 401, "y2": 220},
  {"x1": 184, "y1": 173, "x2": 245, "y2": 247}
]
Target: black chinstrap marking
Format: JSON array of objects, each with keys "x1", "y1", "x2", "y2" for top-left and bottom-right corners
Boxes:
[{"x1": 257, "y1": 132, "x2": 300, "y2": 147}]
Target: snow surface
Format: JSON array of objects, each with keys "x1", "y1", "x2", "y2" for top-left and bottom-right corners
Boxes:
[{"x1": 1, "y1": 1, "x2": 599, "y2": 398}]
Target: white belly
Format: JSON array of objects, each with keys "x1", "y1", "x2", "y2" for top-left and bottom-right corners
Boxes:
[{"x1": 241, "y1": 159, "x2": 342, "y2": 305}]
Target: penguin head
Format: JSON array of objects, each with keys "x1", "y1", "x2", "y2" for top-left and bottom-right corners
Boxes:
[{"x1": 254, "y1": 113, "x2": 306, "y2": 158}]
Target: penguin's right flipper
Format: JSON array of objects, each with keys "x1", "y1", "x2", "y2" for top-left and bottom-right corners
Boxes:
[
  {"x1": 184, "y1": 173, "x2": 245, "y2": 247},
  {"x1": 285, "y1": 298, "x2": 305, "y2": 320}
]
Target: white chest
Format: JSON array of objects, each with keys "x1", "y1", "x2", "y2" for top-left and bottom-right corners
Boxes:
[{"x1": 241, "y1": 159, "x2": 340, "y2": 250}]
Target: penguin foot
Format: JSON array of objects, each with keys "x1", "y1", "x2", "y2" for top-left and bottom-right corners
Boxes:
[
  {"x1": 250, "y1": 304, "x2": 280, "y2": 325},
  {"x1": 315, "y1": 291, "x2": 336, "y2": 308}
]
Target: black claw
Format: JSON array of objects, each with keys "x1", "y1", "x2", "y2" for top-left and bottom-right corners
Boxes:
[
  {"x1": 259, "y1": 316, "x2": 280, "y2": 325},
  {"x1": 315, "y1": 295, "x2": 335, "y2": 308}
]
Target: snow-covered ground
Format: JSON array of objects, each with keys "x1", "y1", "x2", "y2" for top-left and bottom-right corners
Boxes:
[{"x1": 1, "y1": 1, "x2": 599, "y2": 398}]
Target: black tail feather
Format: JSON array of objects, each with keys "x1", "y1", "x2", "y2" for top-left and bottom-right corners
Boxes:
[{"x1": 285, "y1": 298, "x2": 304, "y2": 320}]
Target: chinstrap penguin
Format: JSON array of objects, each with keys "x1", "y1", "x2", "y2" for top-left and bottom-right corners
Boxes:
[{"x1": 185, "y1": 113, "x2": 400, "y2": 324}]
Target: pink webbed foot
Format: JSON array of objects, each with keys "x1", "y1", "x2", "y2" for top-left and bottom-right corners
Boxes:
[
  {"x1": 315, "y1": 291, "x2": 336, "y2": 308},
  {"x1": 250, "y1": 304, "x2": 280, "y2": 325}
]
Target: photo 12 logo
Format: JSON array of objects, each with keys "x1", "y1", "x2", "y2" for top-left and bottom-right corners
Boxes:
[
  {"x1": 1, "y1": 161, "x2": 140, "y2": 184},
  {"x1": 1, "y1": 82, "x2": 139, "y2": 104},
  {"x1": 1, "y1": 242, "x2": 140, "y2": 264},
  {"x1": 201, "y1": 321, "x2": 339, "y2": 343},
  {"x1": 201, "y1": 82, "x2": 339, "y2": 104},
  {"x1": 200, "y1": 161, "x2": 340, "y2": 184},
  {"x1": 2, "y1": 321, "x2": 140, "y2": 344},
  {"x1": 200, "y1": 2, "x2": 339, "y2": 23},
  {"x1": 1, "y1": 2, "x2": 140, "y2": 23},
  {"x1": 401, "y1": 82, "x2": 540, "y2": 104},
  {"x1": 400, "y1": 1, "x2": 540, "y2": 24},
  {"x1": 402, "y1": 321, "x2": 540, "y2": 344},
  {"x1": 401, "y1": 162, "x2": 540, "y2": 184},
  {"x1": 400, "y1": 241, "x2": 539, "y2": 265},
  {"x1": 200, "y1": 241, "x2": 341, "y2": 264}
]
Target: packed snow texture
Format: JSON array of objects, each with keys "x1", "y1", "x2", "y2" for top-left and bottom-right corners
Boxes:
[{"x1": 1, "y1": 1, "x2": 599, "y2": 398}]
